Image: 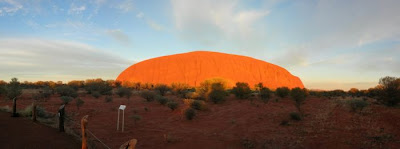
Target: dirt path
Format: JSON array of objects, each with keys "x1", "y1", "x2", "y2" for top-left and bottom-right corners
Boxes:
[{"x1": 0, "y1": 112, "x2": 80, "y2": 149}]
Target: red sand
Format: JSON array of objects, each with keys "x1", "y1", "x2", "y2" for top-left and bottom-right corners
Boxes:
[
  {"x1": 1, "y1": 92, "x2": 399, "y2": 149},
  {"x1": 117, "y1": 51, "x2": 304, "y2": 89},
  {"x1": 0, "y1": 112, "x2": 80, "y2": 149}
]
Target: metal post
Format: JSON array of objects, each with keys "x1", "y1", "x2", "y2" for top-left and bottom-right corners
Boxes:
[
  {"x1": 122, "y1": 109, "x2": 125, "y2": 132},
  {"x1": 58, "y1": 105, "x2": 65, "y2": 132},
  {"x1": 117, "y1": 109, "x2": 120, "y2": 131}
]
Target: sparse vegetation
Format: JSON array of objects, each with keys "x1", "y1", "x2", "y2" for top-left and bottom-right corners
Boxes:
[
  {"x1": 130, "y1": 115, "x2": 142, "y2": 124},
  {"x1": 116, "y1": 87, "x2": 132, "y2": 99},
  {"x1": 276, "y1": 87, "x2": 290, "y2": 98},
  {"x1": 91, "y1": 91, "x2": 101, "y2": 99},
  {"x1": 190, "y1": 100, "x2": 205, "y2": 110},
  {"x1": 167, "y1": 101, "x2": 179, "y2": 111},
  {"x1": 290, "y1": 112, "x2": 302, "y2": 121},
  {"x1": 290, "y1": 87, "x2": 308, "y2": 113},
  {"x1": 171, "y1": 82, "x2": 190, "y2": 97},
  {"x1": 259, "y1": 87, "x2": 271, "y2": 103},
  {"x1": 84, "y1": 79, "x2": 113, "y2": 95},
  {"x1": 154, "y1": 84, "x2": 170, "y2": 96},
  {"x1": 348, "y1": 99, "x2": 368, "y2": 112},
  {"x1": 156, "y1": 95, "x2": 169, "y2": 105},
  {"x1": 208, "y1": 82, "x2": 227, "y2": 104},
  {"x1": 141, "y1": 90, "x2": 156, "y2": 102},
  {"x1": 196, "y1": 78, "x2": 228, "y2": 101},
  {"x1": 55, "y1": 85, "x2": 77, "y2": 98},
  {"x1": 60, "y1": 96, "x2": 73, "y2": 104},
  {"x1": 184, "y1": 108, "x2": 196, "y2": 120},
  {"x1": 232, "y1": 82, "x2": 252, "y2": 99},
  {"x1": 105, "y1": 96, "x2": 113, "y2": 102},
  {"x1": 241, "y1": 138, "x2": 256, "y2": 149}
]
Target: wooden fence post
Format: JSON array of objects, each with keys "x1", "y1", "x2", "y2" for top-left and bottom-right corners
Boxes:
[
  {"x1": 81, "y1": 115, "x2": 89, "y2": 149},
  {"x1": 58, "y1": 105, "x2": 65, "y2": 132}
]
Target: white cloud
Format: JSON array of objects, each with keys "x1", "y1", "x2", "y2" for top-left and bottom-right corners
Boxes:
[
  {"x1": 171, "y1": 0, "x2": 269, "y2": 47},
  {"x1": 68, "y1": 4, "x2": 86, "y2": 14},
  {"x1": 0, "y1": 38, "x2": 131, "y2": 81},
  {"x1": 136, "y1": 12, "x2": 144, "y2": 18},
  {"x1": 105, "y1": 29, "x2": 131, "y2": 45},
  {"x1": 0, "y1": 0, "x2": 23, "y2": 15},
  {"x1": 116, "y1": 0, "x2": 134, "y2": 12}
]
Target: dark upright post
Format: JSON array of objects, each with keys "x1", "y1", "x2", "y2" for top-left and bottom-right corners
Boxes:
[{"x1": 58, "y1": 104, "x2": 65, "y2": 132}]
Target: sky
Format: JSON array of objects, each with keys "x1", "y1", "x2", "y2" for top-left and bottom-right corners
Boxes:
[{"x1": 0, "y1": 0, "x2": 399, "y2": 90}]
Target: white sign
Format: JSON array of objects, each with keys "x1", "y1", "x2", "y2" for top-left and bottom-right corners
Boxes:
[{"x1": 119, "y1": 105, "x2": 126, "y2": 110}]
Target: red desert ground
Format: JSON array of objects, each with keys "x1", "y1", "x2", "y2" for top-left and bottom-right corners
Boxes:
[{"x1": 0, "y1": 51, "x2": 399, "y2": 149}]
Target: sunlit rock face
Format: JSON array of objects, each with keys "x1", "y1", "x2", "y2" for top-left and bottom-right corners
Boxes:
[{"x1": 117, "y1": 51, "x2": 304, "y2": 89}]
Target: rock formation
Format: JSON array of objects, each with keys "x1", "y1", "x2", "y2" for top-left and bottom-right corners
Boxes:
[{"x1": 117, "y1": 51, "x2": 304, "y2": 89}]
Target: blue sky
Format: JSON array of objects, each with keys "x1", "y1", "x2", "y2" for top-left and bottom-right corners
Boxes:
[{"x1": 0, "y1": 0, "x2": 399, "y2": 90}]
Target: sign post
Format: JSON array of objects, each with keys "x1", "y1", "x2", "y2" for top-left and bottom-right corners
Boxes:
[{"x1": 117, "y1": 105, "x2": 126, "y2": 132}]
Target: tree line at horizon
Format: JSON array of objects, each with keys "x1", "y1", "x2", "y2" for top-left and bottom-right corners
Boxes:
[{"x1": 0, "y1": 76, "x2": 399, "y2": 119}]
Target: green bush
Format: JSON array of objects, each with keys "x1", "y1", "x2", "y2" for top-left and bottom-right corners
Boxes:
[
  {"x1": 378, "y1": 76, "x2": 400, "y2": 106},
  {"x1": 232, "y1": 82, "x2": 252, "y2": 99},
  {"x1": 167, "y1": 101, "x2": 179, "y2": 111},
  {"x1": 348, "y1": 99, "x2": 368, "y2": 112},
  {"x1": 105, "y1": 96, "x2": 113, "y2": 102},
  {"x1": 208, "y1": 82, "x2": 227, "y2": 104},
  {"x1": 141, "y1": 90, "x2": 156, "y2": 102},
  {"x1": 130, "y1": 114, "x2": 142, "y2": 124},
  {"x1": 55, "y1": 85, "x2": 77, "y2": 98},
  {"x1": 259, "y1": 87, "x2": 271, "y2": 103},
  {"x1": 290, "y1": 87, "x2": 308, "y2": 112},
  {"x1": 196, "y1": 78, "x2": 228, "y2": 100},
  {"x1": 92, "y1": 91, "x2": 101, "y2": 99},
  {"x1": 84, "y1": 79, "x2": 113, "y2": 95},
  {"x1": 156, "y1": 95, "x2": 169, "y2": 105},
  {"x1": 171, "y1": 83, "x2": 190, "y2": 97},
  {"x1": 290, "y1": 112, "x2": 302, "y2": 121},
  {"x1": 60, "y1": 96, "x2": 73, "y2": 104},
  {"x1": 185, "y1": 108, "x2": 196, "y2": 120},
  {"x1": 155, "y1": 84, "x2": 170, "y2": 96},
  {"x1": 116, "y1": 87, "x2": 132, "y2": 99},
  {"x1": 76, "y1": 98, "x2": 84, "y2": 110},
  {"x1": 276, "y1": 87, "x2": 290, "y2": 98},
  {"x1": 191, "y1": 100, "x2": 205, "y2": 110}
]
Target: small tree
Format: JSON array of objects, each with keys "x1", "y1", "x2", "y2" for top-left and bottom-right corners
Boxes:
[
  {"x1": 208, "y1": 82, "x2": 227, "y2": 104},
  {"x1": 167, "y1": 101, "x2": 179, "y2": 111},
  {"x1": 155, "y1": 84, "x2": 170, "y2": 96},
  {"x1": 348, "y1": 88, "x2": 360, "y2": 97},
  {"x1": 55, "y1": 85, "x2": 77, "y2": 98},
  {"x1": 259, "y1": 87, "x2": 271, "y2": 103},
  {"x1": 76, "y1": 98, "x2": 84, "y2": 110},
  {"x1": 6, "y1": 78, "x2": 22, "y2": 117},
  {"x1": 378, "y1": 76, "x2": 400, "y2": 106},
  {"x1": 290, "y1": 87, "x2": 308, "y2": 113},
  {"x1": 276, "y1": 87, "x2": 290, "y2": 98},
  {"x1": 231, "y1": 82, "x2": 252, "y2": 99}
]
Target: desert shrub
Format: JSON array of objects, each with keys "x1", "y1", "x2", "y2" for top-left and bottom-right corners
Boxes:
[
  {"x1": 130, "y1": 115, "x2": 142, "y2": 124},
  {"x1": 259, "y1": 87, "x2": 271, "y2": 103},
  {"x1": 91, "y1": 91, "x2": 101, "y2": 99},
  {"x1": 184, "y1": 108, "x2": 196, "y2": 120},
  {"x1": 171, "y1": 82, "x2": 190, "y2": 97},
  {"x1": 208, "y1": 82, "x2": 227, "y2": 104},
  {"x1": 105, "y1": 96, "x2": 113, "y2": 102},
  {"x1": 0, "y1": 105, "x2": 11, "y2": 112},
  {"x1": 291, "y1": 87, "x2": 308, "y2": 112},
  {"x1": 241, "y1": 138, "x2": 256, "y2": 149},
  {"x1": 280, "y1": 120, "x2": 289, "y2": 126},
  {"x1": 196, "y1": 78, "x2": 228, "y2": 100},
  {"x1": 231, "y1": 82, "x2": 252, "y2": 99},
  {"x1": 276, "y1": 87, "x2": 290, "y2": 98},
  {"x1": 290, "y1": 112, "x2": 302, "y2": 121},
  {"x1": 84, "y1": 79, "x2": 112, "y2": 95},
  {"x1": 67, "y1": 80, "x2": 84, "y2": 90},
  {"x1": 167, "y1": 101, "x2": 179, "y2": 111},
  {"x1": 378, "y1": 76, "x2": 400, "y2": 106},
  {"x1": 156, "y1": 95, "x2": 169, "y2": 105},
  {"x1": 116, "y1": 87, "x2": 132, "y2": 99},
  {"x1": 348, "y1": 99, "x2": 368, "y2": 112},
  {"x1": 60, "y1": 96, "x2": 73, "y2": 104},
  {"x1": 55, "y1": 85, "x2": 77, "y2": 98},
  {"x1": 41, "y1": 86, "x2": 52, "y2": 99},
  {"x1": 76, "y1": 98, "x2": 84, "y2": 110},
  {"x1": 19, "y1": 105, "x2": 33, "y2": 117},
  {"x1": 154, "y1": 84, "x2": 170, "y2": 96},
  {"x1": 348, "y1": 88, "x2": 360, "y2": 97},
  {"x1": 141, "y1": 90, "x2": 156, "y2": 102},
  {"x1": 144, "y1": 107, "x2": 149, "y2": 112},
  {"x1": 191, "y1": 100, "x2": 205, "y2": 110}
]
